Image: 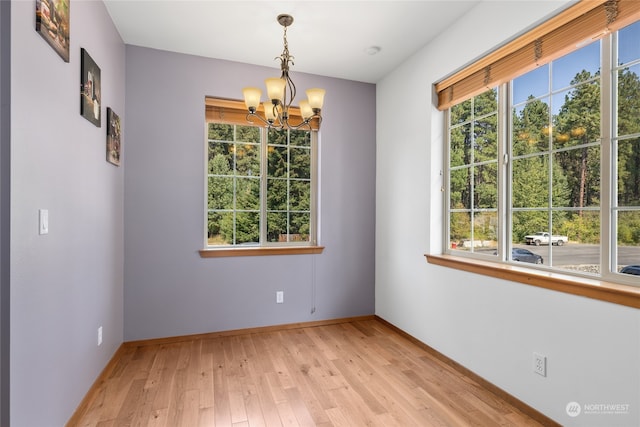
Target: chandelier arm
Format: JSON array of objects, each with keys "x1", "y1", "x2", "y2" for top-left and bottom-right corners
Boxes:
[
  {"x1": 287, "y1": 119, "x2": 312, "y2": 130},
  {"x1": 246, "y1": 112, "x2": 275, "y2": 128}
]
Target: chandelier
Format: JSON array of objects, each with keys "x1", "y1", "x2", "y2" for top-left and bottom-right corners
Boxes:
[{"x1": 242, "y1": 14, "x2": 325, "y2": 130}]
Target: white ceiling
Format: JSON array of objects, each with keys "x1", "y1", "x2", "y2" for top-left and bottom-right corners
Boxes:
[{"x1": 103, "y1": 0, "x2": 481, "y2": 83}]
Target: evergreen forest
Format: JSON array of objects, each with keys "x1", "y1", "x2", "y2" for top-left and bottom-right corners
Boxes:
[
  {"x1": 449, "y1": 66, "x2": 640, "y2": 247},
  {"x1": 207, "y1": 124, "x2": 312, "y2": 245}
]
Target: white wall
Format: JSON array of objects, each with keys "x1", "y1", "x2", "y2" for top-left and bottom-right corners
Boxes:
[
  {"x1": 10, "y1": 1, "x2": 125, "y2": 425},
  {"x1": 376, "y1": 1, "x2": 640, "y2": 426}
]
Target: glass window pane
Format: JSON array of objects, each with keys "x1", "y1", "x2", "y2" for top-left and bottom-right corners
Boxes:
[
  {"x1": 450, "y1": 123, "x2": 471, "y2": 167},
  {"x1": 617, "y1": 64, "x2": 640, "y2": 137},
  {"x1": 450, "y1": 168, "x2": 470, "y2": 209},
  {"x1": 553, "y1": 82, "x2": 600, "y2": 149},
  {"x1": 474, "y1": 115, "x2": 497, "y2": 162},
  {"x1": 554, "y1": 146, "x2": 600, "y2": 209},
  {"x1": 617, "y1": 211, "x2": 640, "y2": 274},
  {"x1": 474, "y1": 212, "x2": 498, "y2": 244},
  {"x1": 618, "y1": 20, "x2": 640, "y2": 66},
  {"x1": 289, "y1": 212, "x2": 311, "y2": 242},
  {"x1": 268, "y1": 128, "x2": 288, "y2": 146},
  {"x1": 290, "y1": 147, "x2": 310, "y2": 179},
  {"x1": 235, "y1": 143, "x2": 260, "y2": 176},
  {"x1": 290, "y1": 129, "x2": 311, "y2": 147},
  {"x1": 512, "y1": 156, "x2": 549, "y2": 208},
  {"x1": 235, "y1": 211, "x2": 259, "y2": 244},
  {"x1": 474, "y1": 89, "x2": 498, "y2": 117},
  {"x1": 208, "y1": 142, "x2": 233, "y2": 173},
  {"x1": 208, "y1": 123, "x2": 233, "y2": 140},
  {"x1": 451, "y1": 99, "x2": 472, "y2": 125},
  {"x1": 267, "y1": 178, "x2": 287, "y2": 211},
  {"x1": 267, "y1": 212, "x2": 287, "y2": 242},
  {"x1": 235, "y1": 177, "x2": 260, "y2": 210},
  {"x1": 557, "y1": 211, "x2": 600, "y2": 274},
  {"x1": 236, "y1": 125, "x2": 260, "y2": 143},
  {"x1": 268, "y1": 146, "x2": 288, "y2": 178},
  {"x1": 512, "y1": 211, "x2": 548, "y2": 247},
  {"x1": 618, "y1": 138, "x2": 640, "y2": 207},
  {"x1": 551, "y1": 157, "x2": 572, "y2": 209},
  {"x1": 513, "y1": 64, "x2": 549, "y2": 105},
  {"x1": 552, "y1": 41, "x2": 600, "y2": 91},
  {"x1": 512, "y1": 97, "x2": 550, "y2": 156},
  {"x1": 208, "y1": 176, "x2": 233, "y2": 210},
  {"x1": 450, "y1": 212, "x2": 471, "y2": 250},
  {"x1": 474, "y1": 163, "x2": 497, "y2": 209},
  {"x1": 207, "y1": 211, "x2": 233, "y2": 246},
  {"x1": 290, "y1": 180, "x2": 310, "y2": 211}
]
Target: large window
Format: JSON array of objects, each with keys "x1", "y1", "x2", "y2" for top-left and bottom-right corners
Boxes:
[
  {"x1": 206, "y1": 122, "x2": 318, "y2": 248},
  {"x1": 446, "y1": 19, "x2": 640, "y2": 286}
]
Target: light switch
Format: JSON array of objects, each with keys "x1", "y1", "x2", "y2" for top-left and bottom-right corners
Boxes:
[{"x1": 39, "y1": 209, "x2": 48, "y2": 235}]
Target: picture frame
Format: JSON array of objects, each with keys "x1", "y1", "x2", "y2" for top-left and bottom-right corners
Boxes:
[
  {"x1": 106, "y1": 108, "x2": 121, "y2": 166},
  {"x1": 80, "y1": 48, "x2": 101, "y2": 127},
  {"x1": 35, "y1": 0, "x2": 70, "y2": 62}
]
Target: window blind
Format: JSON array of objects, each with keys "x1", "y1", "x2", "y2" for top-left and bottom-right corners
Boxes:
[
  {"x1": 435, "y1": 0, "x2": 640, "y2": 111},
  {"x1": 205, "y1": 97, "x2": 319, "y2": 130}
]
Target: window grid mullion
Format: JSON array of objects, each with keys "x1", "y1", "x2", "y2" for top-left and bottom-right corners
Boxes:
[
  {"x1": 260, "y1": 127, "x2": 268, "y2": 244},
  {"x1": 602, "y1": 31, "x2": 614, "y2": 277}
]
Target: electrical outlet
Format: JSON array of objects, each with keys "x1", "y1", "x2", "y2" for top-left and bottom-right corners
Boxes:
[
  {"x1": 533, "y1": 352, "x2": 546, "y2": 377},
  {"x1": 276, "y1": 291, "x2": 284, "y2": 304},
  {"x1": 98, "y1": 326, "x2": 103, "y2": 346}
]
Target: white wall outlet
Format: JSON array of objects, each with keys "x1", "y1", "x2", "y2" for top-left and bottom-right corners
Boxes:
[
  {"x1": 276, "y1": 291, "x2": 284, "y2": 304},
  {"x1": 97, "y1": 326, "x2": 103, "y2": 346},
  {"x1": 39, "y1": 209, "x2": 49, "y2": 235},
  {"x1": 533, "y1": 352, "x2": 546, "y2": 377}
]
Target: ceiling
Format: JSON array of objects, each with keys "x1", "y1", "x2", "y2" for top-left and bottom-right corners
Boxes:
[{"x1": 103, "y1": 0, "x2": 481, "y2": 84}]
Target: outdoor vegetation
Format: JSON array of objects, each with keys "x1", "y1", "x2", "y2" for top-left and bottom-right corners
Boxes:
[
  {"x1": 207, "y1": 123, "x2": 312, "y2": 245},
  {"x1": 449, "y1": 39, "x2": 640, "y2": 248}
]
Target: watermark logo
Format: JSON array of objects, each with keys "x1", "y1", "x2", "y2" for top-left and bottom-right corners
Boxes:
[
  {"x1": 566, "y1": 402, "x2": 581, "y2": 417},
  {"x1": 566, "y1": 401, "x2": 631, "y2": 417}
]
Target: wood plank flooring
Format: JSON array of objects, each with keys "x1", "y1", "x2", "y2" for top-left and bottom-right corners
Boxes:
[{"x1": 69, "y1": 318, "x2": 555, "y2": 426}]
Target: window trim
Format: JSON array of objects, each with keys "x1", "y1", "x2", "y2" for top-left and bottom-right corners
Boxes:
[
  {"x1": 199, "y1": 246, "x2": 324, "y2": 258},
  {"x1": 426, "y1": 254, "x2": 640, "y2": 309}
]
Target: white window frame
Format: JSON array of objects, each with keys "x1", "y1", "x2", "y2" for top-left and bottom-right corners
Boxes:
[{"x1": 203, "y1": 122, "x2": 320, "y2": 252}]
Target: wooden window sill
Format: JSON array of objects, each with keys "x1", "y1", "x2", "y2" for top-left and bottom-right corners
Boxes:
[
  {"x1": 425, "y1": 254, "x2": 640, "y2": 309},
  {"x1": 199, "y1": 246, "x2": 324, "y2": 258}
]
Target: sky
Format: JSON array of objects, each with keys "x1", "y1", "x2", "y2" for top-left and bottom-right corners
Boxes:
[{"x1": 512, "y1": 20, "x2": 640, "y2": 114}]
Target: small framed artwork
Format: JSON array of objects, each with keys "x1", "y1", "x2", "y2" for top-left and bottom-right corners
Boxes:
[
  {"x1": 106, "y1": 108, "x2": 121, "y2": 166},
  {"x1": 80, "y1": 48, "x2": 101, "y2": 127},
  {"x1": 35, "y1": 0, "x2": 70, "y2": 62}
]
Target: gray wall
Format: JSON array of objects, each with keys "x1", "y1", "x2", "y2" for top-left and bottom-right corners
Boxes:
[
  {"x1": 10, "y1": 2, "x2": 125, "y2": 425},
  {"x1": 124, "y1": 46, "x2": 376, "y2": 341}
]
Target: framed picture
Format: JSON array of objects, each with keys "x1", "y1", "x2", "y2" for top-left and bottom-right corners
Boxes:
[
  {"x1": 106, "y1": 108, "x2": 121, "y2": 166},
  {"x1": 80, "y1": 48, "x2": 101, "y2": 127},
  {"x1": 35, "y1": 0, "x2": 70, "y2": 62}
]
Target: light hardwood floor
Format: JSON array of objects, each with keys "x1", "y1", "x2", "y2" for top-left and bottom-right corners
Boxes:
[{"x1": 69, "y1": 317, "x2": 557, "y2": 426}]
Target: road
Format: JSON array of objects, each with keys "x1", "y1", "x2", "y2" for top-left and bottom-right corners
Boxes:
[
  {"x1": 479, "y1": 243, "x2": 640, "y2": 270},
  {"x1": 517, "y1": 243, "x2": 640, "y2": 267}
]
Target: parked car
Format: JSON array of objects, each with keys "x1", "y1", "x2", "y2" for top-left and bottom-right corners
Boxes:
[
  {"x1": 494, "y1": 248, "x2": 543, "y2": 264},
  {"x1": 620, "y1": 265, "x2": 640, "y2": 276},
  {"x1": 524, "y1": 232, "x2": 568, "y2": 246}
]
